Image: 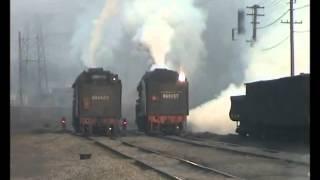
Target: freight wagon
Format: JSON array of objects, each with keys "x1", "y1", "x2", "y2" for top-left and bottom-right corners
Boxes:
[{"x1": 229, "y1": 74, "x2": 310, "y2": 140}]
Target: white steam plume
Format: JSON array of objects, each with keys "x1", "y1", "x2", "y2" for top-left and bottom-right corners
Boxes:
[
  {"x1": 124, "y1": 0, "x2": 207, "y2": 74},
  {"x1": 88, "y1": 0, "x2": 118, "y2": 67},
  {"x1": 72, "y1": 0, "x2": 207, "y2": 74},
  {"x1": 134, "y1": 17, "x2": 174, "y2": 66}
]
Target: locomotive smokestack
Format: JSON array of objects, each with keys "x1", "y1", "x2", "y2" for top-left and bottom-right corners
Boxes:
[{"x1": 149, "y1": 64, "x2": 170, "y2": 71}]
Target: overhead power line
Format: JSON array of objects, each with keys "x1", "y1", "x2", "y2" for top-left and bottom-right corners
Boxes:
[
  {"x1": 16, "y1": 32, "x2": 72, "y2": 40},
  {"x1": 262, "y1": 35, "x2": 289, "y2": 51},
  {"x1": 263, "y1": 2, "x2": 287, "y2": 22},
  {"x1": 257, "y1": 0, "x2": 267, "y2": 5},
  {"x1": 269, "y1": 0, "x2": 284, "y2": 8},
  {"x1": 294, "y1": 30, "x2": 310, "y2": 33},
  {"x1": 268, "y1": 0, "x2": 287, "y2": 14},
  {"x1": 294, "y1": 4, "x2": 310, "y2": 10},
  {"x1": 257, "y1": 9, "x2": 289, "y2": 29},
  {"x1": 258, "y1": 0, "x2": 280, "y2": 6}
]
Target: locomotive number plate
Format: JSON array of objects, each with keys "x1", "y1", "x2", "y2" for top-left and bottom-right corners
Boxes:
[
  {"x1": 91, "y1": 95, "x2": 110, "y2": 100},
  {"x1": 161, "y1": 92, "x2": 180, "y2": 100}
]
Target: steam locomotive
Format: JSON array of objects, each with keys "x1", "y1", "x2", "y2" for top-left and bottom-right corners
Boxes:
[
  {"x1": 229, "y1": 74, "x2": 310, "y2": 140},
  {"x1": 72, "y1": 68, "x2": 122, "y2": 136},
  {"x1": 135, "y1": 68, "x2": 189, "y2": 135}
]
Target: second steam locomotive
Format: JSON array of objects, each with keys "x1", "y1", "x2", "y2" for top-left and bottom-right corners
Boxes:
[
  {"x1": 72, "y1": 68, "x2": 122, "y2": 136},
  {"x1": 135, "y1": 69, "x2": 189, "y2": 134}
]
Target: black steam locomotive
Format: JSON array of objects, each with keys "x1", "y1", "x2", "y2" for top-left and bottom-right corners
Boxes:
[
  {"x1": 72, "y1": 68, "x2": 122, "y2": 136},
  {"x1": 229, "y1": 74, "x2": 310, "y2": 140},
  {"x1": 135, "y1": 69, "x2": 189, "y2": 134}
]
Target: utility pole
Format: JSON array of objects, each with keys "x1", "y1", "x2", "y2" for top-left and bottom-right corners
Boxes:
[
  {"x1": 18, "y1": 20, "x2": 50, "y2": 106},
  {"x1": 23, "y1": 30, "x2": 49, "y2": 96},
  {"x1": 24, "y1": 33, "x2": 38, "y2": 97},
  {"x1": 246, "y1": 4, "x2": 264, "y2": 45},
  {"x1": 36, "y1": 35, "x2": 42, "y2": 92},
  {"x1": 38, "y1": 25, "x2": 49, "y2": 93},
  {"x1": 18, "y1": 32, "x2": 23, "y2": 106},
  {"x1": 289, "y1": 0, "x2": 294, "y2": 76},
  {"x1": 281, "y1": 0, "x2": 302, "y2": 76}
]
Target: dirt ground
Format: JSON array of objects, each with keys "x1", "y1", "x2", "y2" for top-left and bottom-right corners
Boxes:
[{"x1": 10, "y1": 131, "x2": 167, "y2": 180}]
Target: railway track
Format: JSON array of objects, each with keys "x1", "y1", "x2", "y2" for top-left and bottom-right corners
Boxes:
[
  {"x1": 155, "y1": 135, "x2": 309, "y2": 166},
  {"x1": 119, "y1": 133, "x2": 309, "y2": 179},
  {"x1": 123, "y1": 130, "x2": 309, "y2": 166},
  {"x1": 71, "y1": 132, "x2": 242, "y2": 180}
]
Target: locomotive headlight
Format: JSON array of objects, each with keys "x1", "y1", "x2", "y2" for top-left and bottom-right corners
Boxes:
[
  {"x1": 112, "y1": 77, "x2": 116, "y2": 81},
  {"x1": 178, "y1": 71, "x2": 186, "y2": 82},
  {"x1": 151, "y1": 96, "x2": 157, "y2": 101}
]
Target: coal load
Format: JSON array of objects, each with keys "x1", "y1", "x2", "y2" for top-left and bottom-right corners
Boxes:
[{"x1": 230, "y1": 74, "x2": 309, "y2": 140}]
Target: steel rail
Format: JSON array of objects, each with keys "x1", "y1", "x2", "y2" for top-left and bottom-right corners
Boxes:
[{"x1": 156, "y1": 135, "x2": 309, "y2": 166}]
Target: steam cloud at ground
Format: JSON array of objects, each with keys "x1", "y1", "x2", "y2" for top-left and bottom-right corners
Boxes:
[{"x1": 188, "y1": 84, "x2": 245, "y2": 134}]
